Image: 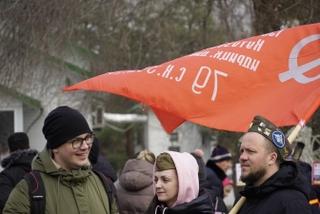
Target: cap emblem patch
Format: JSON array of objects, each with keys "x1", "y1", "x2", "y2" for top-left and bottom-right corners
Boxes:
[{"x1": 271, "y1": 131, "x2": 285, "y2": 149}]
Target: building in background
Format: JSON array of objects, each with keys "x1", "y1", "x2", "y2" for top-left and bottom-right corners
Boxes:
[
  {"x1": 0, "y1": 49, "x2": 95, "y2": 154},
  {"x1": 102, "y1": 109, "x2": 215, "y2": 160}
]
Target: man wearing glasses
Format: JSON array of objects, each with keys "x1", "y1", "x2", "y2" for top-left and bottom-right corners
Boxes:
[{"x1": 3, "y1": 106, "x2": 119, "y2": 214}]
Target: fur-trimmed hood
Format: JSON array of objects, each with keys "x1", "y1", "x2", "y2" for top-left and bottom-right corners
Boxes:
[{"x1": 1, "y1": 149, "x2": 38, "y2": 169}]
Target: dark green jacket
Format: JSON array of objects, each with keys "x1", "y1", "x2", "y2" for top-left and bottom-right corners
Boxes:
[{"x1": 3, "y1": 148, "x2": 119, "y2": 214}]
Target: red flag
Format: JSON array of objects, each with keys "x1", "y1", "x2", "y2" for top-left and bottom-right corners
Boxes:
[{"x1": 65, "y1": 23, "x2": 320, "y2": 133}]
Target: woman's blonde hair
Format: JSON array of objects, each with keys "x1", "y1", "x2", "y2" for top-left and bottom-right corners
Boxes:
[{"x1": 136, "y1": 149, "x2": 156, "y2": 164}]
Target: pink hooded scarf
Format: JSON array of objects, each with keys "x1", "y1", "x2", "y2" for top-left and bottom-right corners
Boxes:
[{"x1": 163, "y1": 151, "x2": 199, "y2": 207}]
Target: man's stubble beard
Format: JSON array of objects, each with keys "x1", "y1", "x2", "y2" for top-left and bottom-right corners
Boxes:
[{"x1": 240, "y1": 167, "x2": 267, "y2": 185}]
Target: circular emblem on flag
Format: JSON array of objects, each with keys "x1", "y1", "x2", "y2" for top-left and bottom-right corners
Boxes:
[{"x1": 271, "y1": 130, "x2": 286, "y2": 149}]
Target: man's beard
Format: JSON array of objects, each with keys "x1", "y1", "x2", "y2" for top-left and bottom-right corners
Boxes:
[{"x1": 240, "y1": 167, "x2": 267, "y2": 185}]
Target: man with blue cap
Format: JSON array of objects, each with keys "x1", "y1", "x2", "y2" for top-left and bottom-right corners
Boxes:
[{"x1": 237, "y1": 115, "x2": 312, "y2": 214}]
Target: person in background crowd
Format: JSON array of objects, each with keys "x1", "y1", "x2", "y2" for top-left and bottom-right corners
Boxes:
[
  {"x1": 206, "y1": 145, "x2": 232, "y2": 198},
  {"x1": 3, "y1": 106, "x2": 119, "y2": 214},
  {"x1": 235, "y1": 115, "x2": 312, "y2": 214},
  {"x1": 115, "y1": 150, "x2": 155, "y2": 214},
  {"x1": 222, "y1": 177, "x2": 233, "y2": 198},
  {"x1": 0, "y1": 143, "x2": 10, "y2": 172},
  {"x1": 146, "y1": 151, "x2": 215, "y2": 213},
  {"x1": 0, "y1": 132, "x2": 37, "y2": 213},
  {"x1": 297, "y1": 161, "x2": 320, "y2": 212},
  {"x1": 292, "y1": 141, "x2": 320, "y2": 212},
  {"x1": 89, "y1": 137, "x2": 117, "y2": 182},
  {"x1": 191, "y1": 149, "x2": 228, "y2": 213},
  {"x1": 312, "y1": 185, "x2": 320, "y2": 209}
]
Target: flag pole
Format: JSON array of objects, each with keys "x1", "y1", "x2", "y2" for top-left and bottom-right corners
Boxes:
[
  {"x1": 228, "y1": 120, "x2": 305, "y2": 214},
  {"x1": 229, "y1": 197, "x2": 246, "y2": 214},
  {"x1": 287, "y1": 120, "x2": 305, "y2": 143}
]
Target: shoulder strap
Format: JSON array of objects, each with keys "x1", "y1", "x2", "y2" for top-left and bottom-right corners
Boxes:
[
  {"x1": 92, "y1": 169, "x2": 119, "y2": 212},
  {"x1": 24, "y1": 170, "x2": 46, "y2": 214}
]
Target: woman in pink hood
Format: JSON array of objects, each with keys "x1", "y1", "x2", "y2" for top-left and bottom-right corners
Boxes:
[{"x1": 146, "y1": 151, "x2": 215, "y2": 214}]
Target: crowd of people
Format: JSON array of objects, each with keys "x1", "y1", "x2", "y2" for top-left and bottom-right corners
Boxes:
[{"x1": 0, "y1": 105, "x2": 319, "y2": 213}]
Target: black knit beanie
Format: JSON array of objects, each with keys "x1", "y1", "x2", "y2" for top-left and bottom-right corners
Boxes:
[
  {"x1": 43, "y1": 106, "x2": 91, "y2": 149},
  {"x1": 209, "y1": 145, "x2": 232, "y2": 162}
]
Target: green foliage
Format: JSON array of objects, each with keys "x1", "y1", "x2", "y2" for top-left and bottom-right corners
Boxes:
[
  {"x1": 95, "y1": 127, "x2": 127, "y2": 172},
  {"x1": 217, "y1": 131, "x2": 243, "y2": 160},
  {"x1": 308, "y1": 109, "x2": 320, "y2": 135}
]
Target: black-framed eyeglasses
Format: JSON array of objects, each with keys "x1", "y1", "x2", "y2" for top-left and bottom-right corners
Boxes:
[{"x1": 69, "y1": 133, "x2": 94, "y2": 149}]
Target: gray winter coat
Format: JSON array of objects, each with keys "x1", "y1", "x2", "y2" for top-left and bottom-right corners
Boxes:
[{"x1": 115, "y1": 159, "x2": 154, "y2": 214}]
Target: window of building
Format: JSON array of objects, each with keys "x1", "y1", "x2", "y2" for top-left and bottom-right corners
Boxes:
[{"x1": 0, "y1": 110, "x2": 14, "y2": 154}]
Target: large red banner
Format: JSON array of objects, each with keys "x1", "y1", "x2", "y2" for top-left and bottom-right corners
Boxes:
[{"x1": 65, "y1": 23, "x2": 320, "y2": 133}]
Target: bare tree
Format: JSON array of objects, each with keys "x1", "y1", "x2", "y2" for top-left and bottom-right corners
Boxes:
[{"x1": 251, "y1": 0, "x2": 320, "y2": 34}]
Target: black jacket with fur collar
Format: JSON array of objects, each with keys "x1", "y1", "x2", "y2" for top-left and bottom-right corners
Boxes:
[
  {"x1": 0, "y1": 149, "x2": 38, "y2": 212},
  {"x1": 238, "y1": 162, "x2": 312, "y2": 214}
]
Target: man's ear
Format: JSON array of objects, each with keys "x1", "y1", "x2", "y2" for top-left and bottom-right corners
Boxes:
[
  {"x1": 52, "y1": 148, "x2": 59, "y2": 154},
  {"x1": 268, "y1": 152, "x2": 278, "y2": 165}
]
